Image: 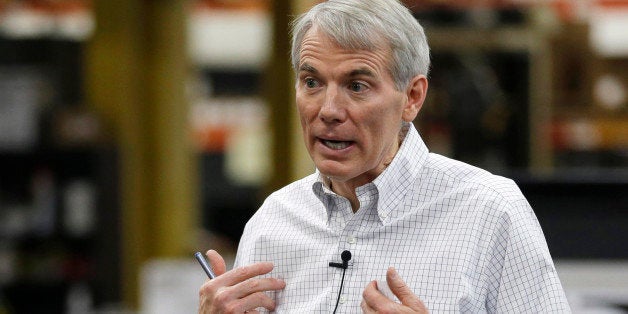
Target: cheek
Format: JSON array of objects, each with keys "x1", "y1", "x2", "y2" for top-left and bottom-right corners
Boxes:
[
  {"x1": 358, "y1": 117, "x2": 389, "y2": 153},
  {"x1": 359, "y1": 102, "x2": 403, "y2": 147},
  {"x1": 296, "y1": 95, "x2": 318, "y2": 121},
  {"x1": 362, "y1": 102, "x2": 402, "y2": 131},
  {"x1": 296, "y1": 100, "x2": 317, "y2": 145}
]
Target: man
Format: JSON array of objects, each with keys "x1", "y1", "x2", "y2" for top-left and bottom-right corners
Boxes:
[{"x1": 199, "y1": 0, "x2": 571, "y2": 312}]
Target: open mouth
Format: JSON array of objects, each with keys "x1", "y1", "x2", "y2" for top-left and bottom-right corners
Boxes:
[{"x1": 320, "y1": 139, "x2": 353, "y2": 150}]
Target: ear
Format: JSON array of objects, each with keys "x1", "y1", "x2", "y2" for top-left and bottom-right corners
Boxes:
[{"x1": 402, "y1": 75, "x2": 428, "y2": 122}]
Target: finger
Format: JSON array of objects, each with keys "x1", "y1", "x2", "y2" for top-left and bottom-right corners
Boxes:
[
  {"x1": 201, "y1": 262, "x2": 281, "y2": 313},
  {"x1": 361, "y1": 298, "x2": 376, "y2": 313},
  {"x1": 214, "y1": 291, "x2": 277, "y2": 314},
  {"x1": 232, "y1": 277, "x2": 286, "y2": 300},
  {"x1": 214, "y1": 262, "x2": 275, "y2": 288},
  {"x1": 240, "y1": 291, "x2": 279, "y2": 312},
  {"x1": 212, "y1": 280, "x2": 280, "y2": 313},
  {"x1": 206, "y1": 250, "x2": 227, "y2": 276},
  {"x1": 362, "y1": 280, "x2": 394, "y2": 310},
  {"x1": 386, "y1": 267, "x2": 427, "y2": 311}
]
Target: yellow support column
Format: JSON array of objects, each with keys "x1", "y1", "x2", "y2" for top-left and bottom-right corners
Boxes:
[
  {"x1": 266, "y1": 0, "x2": 321, "y2": 193},
  {"x1": 144, "y1": 0, "x2": 196, "y2": 260},
  {"x1": 290, "y1": 0, "x2": 320, "y2": 180},
  {"x1": 84, "y1": 0, "x2": 195, "y2": 309},
  {"x1": 266, "y1": 0, "x2": 296, "y2": 192}
]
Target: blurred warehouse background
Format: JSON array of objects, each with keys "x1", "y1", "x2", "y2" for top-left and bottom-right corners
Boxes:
[{"x1": 0, "y1": 0, "x2": 627, "y2": 313}]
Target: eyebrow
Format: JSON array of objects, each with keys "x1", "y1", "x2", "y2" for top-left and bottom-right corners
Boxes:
[
  {"x1": 298, "y1": 63, "x2": 377, "y2": 79},
  {"x1": 298, "y1": 63, "x2": 317, "y2": 74},
  {"x1": 348, "y1": 68, "x2": 376, "y2": 78}
]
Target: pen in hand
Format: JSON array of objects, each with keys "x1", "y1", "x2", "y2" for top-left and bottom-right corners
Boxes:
[{"x1": 195, "y1": 251, "x2": 217, "y2": 279}]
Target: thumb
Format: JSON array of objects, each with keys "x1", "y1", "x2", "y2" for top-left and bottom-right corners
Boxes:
[
  {"x1": 206, "y1": 250, "x2": 227, "y2": 276},
  {"x1": 386, "y1": 267, "x2": 427, "y2": 311}
]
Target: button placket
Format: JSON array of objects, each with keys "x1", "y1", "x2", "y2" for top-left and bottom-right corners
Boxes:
[{"x1": 347, "y1": 235, "x2": 356, "y2": 244}]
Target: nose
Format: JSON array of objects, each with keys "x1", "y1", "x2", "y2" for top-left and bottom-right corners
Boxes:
[{"x1": 318, "y1": 85, "x2": 346, "y2": 124}]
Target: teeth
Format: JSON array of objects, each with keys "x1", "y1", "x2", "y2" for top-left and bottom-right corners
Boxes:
[{"x1": 323, "y1": 140, "x2": 350, "y2": 150}]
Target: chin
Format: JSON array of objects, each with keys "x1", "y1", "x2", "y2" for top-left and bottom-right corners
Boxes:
[{"x1": 315, "y1": 162, "x2": 354, "y2": 181}]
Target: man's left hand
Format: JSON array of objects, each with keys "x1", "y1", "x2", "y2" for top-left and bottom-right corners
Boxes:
[{"x1": 360, "y1": 267, "x2": 429, "y2": 313}]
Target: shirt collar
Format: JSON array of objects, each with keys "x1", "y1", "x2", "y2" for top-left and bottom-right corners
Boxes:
[
  {"x1": 312, "y1": 123, "x2": 429, "y2": 223},
  {"x1": 372, "y1": 123, "x2": 428, "y2": 222}
]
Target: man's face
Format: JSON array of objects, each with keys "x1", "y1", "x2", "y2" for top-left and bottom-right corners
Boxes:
[{"x1": 296, "y1": 27, "x2": 422, "y2": 188}]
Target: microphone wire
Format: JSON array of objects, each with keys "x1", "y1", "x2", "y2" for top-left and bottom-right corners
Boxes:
[{"x1": 332, "y1": 266, "x2": 347, "y2": 314}]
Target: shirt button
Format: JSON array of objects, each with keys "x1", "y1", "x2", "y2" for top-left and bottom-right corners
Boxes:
[
  {"x1": 339, "y1": 295, "x2": 346, "y2": 304},
  {"x1": 347, "y1": 236, "x2": 356, "y2": 244}
]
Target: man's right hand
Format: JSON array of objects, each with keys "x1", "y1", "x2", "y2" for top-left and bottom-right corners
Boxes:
[{"x1": 198, "y1": 250, "x2": 286, "y2": 313}]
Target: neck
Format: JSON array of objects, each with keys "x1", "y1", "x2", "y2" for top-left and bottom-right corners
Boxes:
[
  {"x1": 327, "y1": 123, "x2": 410, "y2": 213},
  {"x1": 329, "y1": 180, "x2": 362, "y2": 213}
]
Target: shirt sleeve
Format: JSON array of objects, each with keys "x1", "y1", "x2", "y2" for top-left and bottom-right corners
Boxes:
[
  {"x1": 485, "y1": 195, "x2": 571, "y2": 313},
  {"x1": 233, "y1": 217, "x2": 255, "y2": 269}
]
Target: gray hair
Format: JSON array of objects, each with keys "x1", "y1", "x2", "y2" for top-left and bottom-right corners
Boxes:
[{"x1": 290, "y1": 0, "x2": 430, "y2": 91}]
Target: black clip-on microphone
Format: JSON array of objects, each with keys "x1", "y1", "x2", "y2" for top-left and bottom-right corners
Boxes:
[
  {"x1": 329, "y1": 250, "x2": 352, "y2": 313},
  {"x1": 329, "y1": 250, "x2": 352, "y2": 269}
]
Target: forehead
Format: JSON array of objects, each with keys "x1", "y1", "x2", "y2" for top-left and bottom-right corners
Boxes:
[{"x1": 298, "y1": 27, "x2": 392, "y2": 73}]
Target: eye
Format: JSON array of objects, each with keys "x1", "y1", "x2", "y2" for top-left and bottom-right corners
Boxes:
[
  {"x1": 349, "y1": 81, "x2": 367, "y2": 92},
  {"x1": 305, "y1": 78, "x2": 319, "y2": 89}
]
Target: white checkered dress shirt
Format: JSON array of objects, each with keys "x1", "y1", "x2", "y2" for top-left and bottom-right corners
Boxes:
[{"x1": 234, "y1": 124, "x2": 571, "y2": 313}]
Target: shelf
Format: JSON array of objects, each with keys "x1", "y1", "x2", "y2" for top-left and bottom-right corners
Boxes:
[
  {"x1": 426, "y1": 26, "x2": 547, "y2": 52},
  {"x1": 0, "y1": 0, "x2": 93, "y2": 41},
  {"x1": 188, "y1": 8, "x2": 271, "y2": 69}
]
